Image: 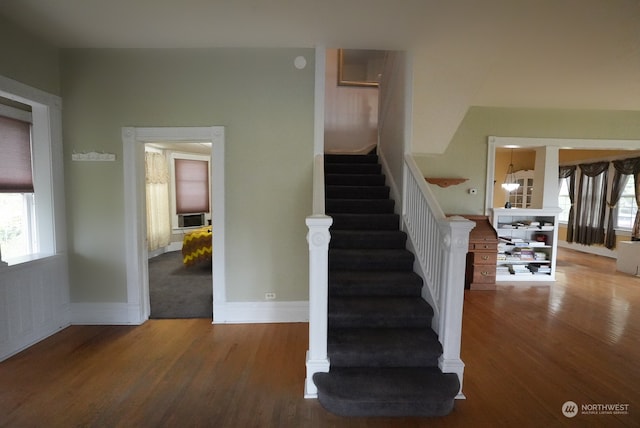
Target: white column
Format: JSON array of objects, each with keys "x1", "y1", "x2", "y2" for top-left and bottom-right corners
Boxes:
[
  {"x1": 532, "y1": 146, "x2": 560, "y2": 209},
  {"x1": 304, "y1": 215, "x2": 332, "y2": 398},
  {"x1": 438, "y1": 216, "x2": 475, "y2": 399}
]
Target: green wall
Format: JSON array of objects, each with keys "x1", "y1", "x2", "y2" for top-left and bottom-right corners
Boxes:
[
  {"x1": 61, "y1": 48, "x2": 315, "y2": 302},
  {"x1": 0, "y1": 14, "x2": 60, "y2": 95},
  {"x1": 415, "y1": 107, "x2": 640, "y2": 215}
]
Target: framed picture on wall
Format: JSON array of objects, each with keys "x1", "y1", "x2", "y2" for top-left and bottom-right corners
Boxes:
[{"x1": 337, "y1": 49, "x2": 385, "y2": 87}]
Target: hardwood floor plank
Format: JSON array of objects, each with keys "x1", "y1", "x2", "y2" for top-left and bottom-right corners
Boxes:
[{"x1": 0, "y1": 248, "x2": 638, "y2": 427}]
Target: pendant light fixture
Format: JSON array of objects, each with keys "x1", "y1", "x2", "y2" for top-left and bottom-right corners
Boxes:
[{"x1": 501, "y1": 149, "x2": 520, "y2": 192}]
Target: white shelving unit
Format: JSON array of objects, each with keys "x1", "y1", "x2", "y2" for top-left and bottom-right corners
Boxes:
[{"x1": 491, "y1": 208, "x2": 561, "y2": 282}]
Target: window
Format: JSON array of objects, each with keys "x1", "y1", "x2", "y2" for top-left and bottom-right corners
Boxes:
[
  {"x1": 558, "y1": 178, "x2": 571, "y2": 223},
  {"x1": 616, "y1": 175, "x2": 638, "y2": 229},
  {"x1": 169, "y1": 152, "x2": 211, "y2": 229},
  {"x1": 0, "y1": 76, "x2": 61, "y2": 266},
  {"x1": 0, "y1": 105, "x2": 37, "y2": 261},
  {"x1": 174, "y1": 158, "x2": 209, "y2": 214}
]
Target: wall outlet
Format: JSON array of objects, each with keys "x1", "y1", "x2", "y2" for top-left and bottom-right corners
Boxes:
[{"x1": 265, "y1": 292, "x2": 276, "y2": 300}]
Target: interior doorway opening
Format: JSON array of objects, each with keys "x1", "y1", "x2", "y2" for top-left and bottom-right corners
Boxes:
[{"x1": 122, "y1": 126, "x2": 225, "y2": 324}]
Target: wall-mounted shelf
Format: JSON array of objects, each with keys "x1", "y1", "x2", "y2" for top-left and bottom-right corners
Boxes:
[
  {"x1": 72, "y1": 152, "x2": 116, "y2": 161},
  {"x1": 425, "y1": 177, "x2": 468, "y2": 188}
]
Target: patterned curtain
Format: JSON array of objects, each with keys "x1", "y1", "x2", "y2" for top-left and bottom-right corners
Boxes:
[
  {"x1": 559, "y1": 165, "x2": 577, "y2": 243},
  {"x1": 573, "y1": 161, "x2": 609, "y2": 246},
  {"x1": 606, "y1": 157, "x2": 640, "y2": 248},
  {"x1": 145, "y1": 152, "x2": 171, "y2": 251}
]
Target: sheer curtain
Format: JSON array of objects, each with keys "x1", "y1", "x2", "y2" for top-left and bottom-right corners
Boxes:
[
  {"x1": 573, "y1": 161, "x2": 609, "y2": 246},
  {"x1": 145, "y1": 152, "x2": 171, "y2": 251},
  {"x1": 558, "y1": 165, "x2": 577, "y2": 243}
]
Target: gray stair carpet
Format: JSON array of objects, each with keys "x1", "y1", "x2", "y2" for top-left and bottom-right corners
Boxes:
[{"x1": 313, "y1": 153, "x2": 459, "y2": 417}]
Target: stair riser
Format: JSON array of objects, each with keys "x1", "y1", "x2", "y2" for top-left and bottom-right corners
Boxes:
[
  {"x1": 330, "y1": 214, "x2": 399, "y2": 231},
  {"x1": 330, "y1": 234, "x2": 407, "y2": 250},
  {"x1": 324, "y1": 164, "x2": 381, "y2": 175},
  {"x1": 325, "y1": 154, "x2": 378, "y2": 164},
  {"x1": 329, "y1": 257, "x2": 414, "y2": 272},
  {"x1": 326, "y1": 199, "x2": 395, "y2": 214},
  {"x1": 326, "y1": 174, "x2": 386, "y2": 186},
  {"x1": 328, "y1": 316, "x2": 431, "y2": 329},
  {"x1": 326, "y1": 186, "x2": 390, "y2": 199},
  {"x1": 328, "y1": 353, "x2": 440, "y2": 368},
  {"x1": 329, "y1": 283, "x2": 421, "y2": 297}
]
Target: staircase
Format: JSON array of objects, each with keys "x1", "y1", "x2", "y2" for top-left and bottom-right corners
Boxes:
[{"x1": 313, "y1": 153, "x2": 460, "y2": 417}]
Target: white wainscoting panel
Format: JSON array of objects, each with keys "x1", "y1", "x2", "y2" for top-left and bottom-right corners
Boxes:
[
  {"x1": 70, "y1": 303, "x2": 146, "y2": 325},
  {"x1": 0, "y1": 255, "x2": 70, "y2": 361}
]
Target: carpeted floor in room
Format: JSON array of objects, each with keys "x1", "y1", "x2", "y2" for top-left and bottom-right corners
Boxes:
[{"x1": 148, "y1": 251, "x2": 212, "y2": 319}]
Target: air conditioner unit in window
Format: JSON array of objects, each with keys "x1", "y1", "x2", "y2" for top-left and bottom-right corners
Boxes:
[{"x1": 178, "y1": 213, "x2": 205, "y2": 228}]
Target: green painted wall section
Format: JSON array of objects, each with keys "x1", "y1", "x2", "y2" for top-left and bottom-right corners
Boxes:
[
  {"x1": 0, "y1": 14, "x2": 60, "y2": 95},
  {"x1": 415, "y1": 107, "x2": 640, "y2": 215},
  {"x1": 61, "y1": 48, "x2": 315, "y2": 302}
]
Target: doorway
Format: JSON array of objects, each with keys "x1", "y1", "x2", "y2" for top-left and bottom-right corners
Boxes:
[
  {"x1": 145, "y1": 141, "x2": 212, "y2": 318},
  {"x1": 122, "y1": 126, "x2": 226, "y2": 324}
]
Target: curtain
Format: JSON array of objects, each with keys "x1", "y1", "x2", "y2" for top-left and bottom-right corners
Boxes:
[
  {"x1": 634, "y1": 173, "x2": 640, "y2": 240},
  {"x1": 559, "y1": 165, "x2": 577, "y2": 243},
  {"x1": 606, "y1": 157, "x2": 640, "y2": 247},
  {"x1": 573, "y1": 161, "x2": 609, "y2": 246},
  {"x1": 145, "y1": 152, "x2": 171, "y2": 251}
]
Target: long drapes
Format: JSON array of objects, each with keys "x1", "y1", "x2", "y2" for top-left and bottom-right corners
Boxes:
[
  {"x1": 574, "y1": 161, "x2": 609, "y2": 246},
  {"x1": 145, "y1": 152, "x2": 171, "y2": 251}
]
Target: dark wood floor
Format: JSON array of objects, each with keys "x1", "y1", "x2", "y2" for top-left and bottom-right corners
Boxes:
[{"x1": 1, "y1": 248, "x2": 639, "y2": 427}]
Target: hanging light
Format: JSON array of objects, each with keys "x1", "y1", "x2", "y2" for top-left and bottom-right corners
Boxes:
[{"x1": 501, "y1": 149, "x2": 520, "y2": 192}]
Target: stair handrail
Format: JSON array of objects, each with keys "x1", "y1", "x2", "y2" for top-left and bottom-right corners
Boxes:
[
  {"x1": 403, "y1": 154, "x2": 475, "y2": 398},
  {"x1": 304, "y1": 153, "x2": 332, "y2": 398}
]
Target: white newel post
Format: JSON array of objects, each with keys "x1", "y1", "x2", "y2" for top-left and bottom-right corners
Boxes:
[
  {"x1": 304, "y1": 215, "x2": 332, "y2": 398},
  {"x1": 438, "y1": 216, "x2": 475, "y2": 399}
]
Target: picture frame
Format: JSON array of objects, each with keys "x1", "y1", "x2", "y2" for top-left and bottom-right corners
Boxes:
[{"x1": 337, "y1": 49, "x2": 385, "y2": 87}]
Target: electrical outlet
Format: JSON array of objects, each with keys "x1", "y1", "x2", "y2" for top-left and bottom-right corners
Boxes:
[{"x1": 265, "y1": 292, "x2": 276, "y2": 300}]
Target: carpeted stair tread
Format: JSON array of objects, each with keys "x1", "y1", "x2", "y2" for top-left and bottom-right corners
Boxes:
[
  {"x1": 326, "y1": 185, "x2": 390, "y2": 199},
  {"x1": 330, "y1": 213, "x2": 399, "y2": 230},
  {"x1": 326, "y1": 198, "x2": 395, "y2": 214},
  {"x1": 328, "y1": 328, "x2": 442, "y2": 367},
  {"x1": 329, "y1": 249, "x2": 414, "y2": 271},
  {"x1": 326, "y1": 173, "x2": 386, "y2": 186},
  {"x1": 329, "y1": 271, "x2": 423, "y2": 296},
  {"x1": 330, "y1": 230, "x2": 407, "y2": 249},
  {"x1": 325, "y1": 154, "x2": 378, "y2": 164},
  {"x1": 325, "y1": 163, "x2": 381, "y2": 175},
  {"x1": 329, "y1": 296, "x2": 433, "y2": 328},
  {"x1": 313, "y1": 367, "x2": 460, "y2": 417}
]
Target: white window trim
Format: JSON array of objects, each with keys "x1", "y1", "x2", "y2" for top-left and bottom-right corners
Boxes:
[{"x1": 0, "y1": 75, "x2": 65, "y2": 267}]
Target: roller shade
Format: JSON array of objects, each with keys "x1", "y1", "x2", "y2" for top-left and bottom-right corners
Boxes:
[
  {"x1": 175, "y1": 158, "x2": 209, "y2": 214},
  {"x1": 0, "y1": 115, "x2": 33, "y2": 193}
]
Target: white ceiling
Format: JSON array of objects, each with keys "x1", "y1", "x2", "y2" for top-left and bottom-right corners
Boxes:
[{"x1": 2, "y1": 1, "x2": 639, "y2": 153}]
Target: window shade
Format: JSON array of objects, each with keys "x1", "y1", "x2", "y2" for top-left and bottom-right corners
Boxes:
[
  {"x1": 0, "y1": 115, "x2": 33, "y2": 193},
  {"x1": 175, "y1": 159, "x2": 209, "y2": 214}
]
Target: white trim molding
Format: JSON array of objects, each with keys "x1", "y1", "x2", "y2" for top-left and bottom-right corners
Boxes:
[{"x1": 122, "y1": 126, "x2": 225, "y2": 324}]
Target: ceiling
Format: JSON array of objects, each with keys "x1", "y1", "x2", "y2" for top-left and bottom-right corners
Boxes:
[{"x1": 2, "y1": 1, "x2": 639, "y2": 154}]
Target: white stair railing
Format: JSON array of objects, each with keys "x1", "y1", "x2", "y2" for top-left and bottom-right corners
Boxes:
[
  {"x1": 304, "y1": 154, "x2": 332, "y2": 398},
  {"x1": 403, "y1": 154, "x2": 475, "y2": 398}
]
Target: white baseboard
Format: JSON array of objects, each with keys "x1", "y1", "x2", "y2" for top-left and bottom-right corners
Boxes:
[
  {"x1": 71, "y1": 303, "x2": 145, "y2": 325},
  {"x1": 213, "y1": 301, "x2": 309, "y2": 324},
  {"x1": 558, "y1": 241, "x2": 616, "y2": 259}
]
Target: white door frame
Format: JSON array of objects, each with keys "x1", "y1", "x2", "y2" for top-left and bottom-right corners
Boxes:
[{"x1": 122, "y1": 126, "x2": 225, "y2": 323}]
